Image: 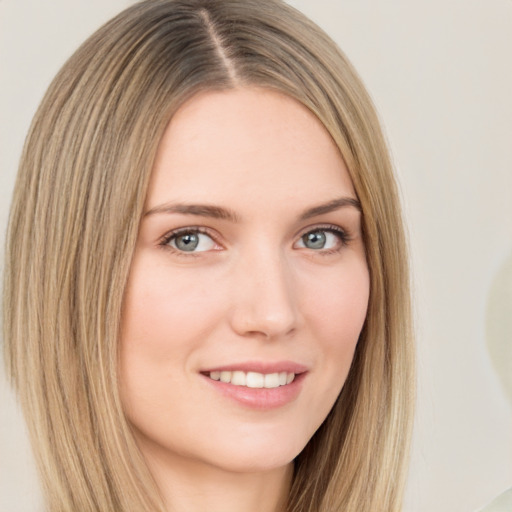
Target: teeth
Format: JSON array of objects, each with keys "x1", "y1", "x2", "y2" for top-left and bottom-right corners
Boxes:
[
  {"x1": 208, "y1": 370, "x2": 296, "y2": 388},
  {"x1": 246, "y1": 371, "x2": 264, "y2": 388},
  {"x1": 231, "y1": 371, "x2": 246, "y2": 386},
  {"x1": 264, "y1": 373, "x2": 280, "y2": 388}
]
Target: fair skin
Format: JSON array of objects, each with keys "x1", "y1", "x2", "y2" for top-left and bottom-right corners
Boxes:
[{"x1": 120, "y1": 88, "x2": 370, "y2": 512}]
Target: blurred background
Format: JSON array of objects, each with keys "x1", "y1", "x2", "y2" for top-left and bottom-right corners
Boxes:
[{"x1": 1, "y1": 1, "x2": 511, "y2": 510}]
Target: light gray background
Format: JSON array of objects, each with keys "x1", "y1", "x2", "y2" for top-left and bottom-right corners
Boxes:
[{"x1": 1, "y1": 1, "x2": 511, "y2": 511}]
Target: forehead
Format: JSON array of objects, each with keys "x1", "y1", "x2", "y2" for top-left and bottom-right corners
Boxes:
[{"x1": 146, "y1": 87, "x2": 355, "y2": 213}]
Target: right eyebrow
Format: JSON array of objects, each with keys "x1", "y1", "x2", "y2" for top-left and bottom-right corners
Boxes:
[{"x1": 143, "y1": 202, "x2": 241, "y2": 223}]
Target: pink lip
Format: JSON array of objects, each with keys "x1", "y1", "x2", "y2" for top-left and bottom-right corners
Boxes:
[
  {"x1": 200, "y1": 361, "x2": 308, "y2": 410},
  {"x1": 202, "y1": 360, "x2": 308, "y2": 374}
]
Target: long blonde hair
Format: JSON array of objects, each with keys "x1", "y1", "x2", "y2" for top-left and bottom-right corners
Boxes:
[{"x1": 3, "y1": 1, "x2": 414, "y2": 510}]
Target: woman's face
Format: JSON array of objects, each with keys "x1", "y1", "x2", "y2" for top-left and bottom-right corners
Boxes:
[{"x1": 120, "y1": 88, "x2": 369, "y2": 476}]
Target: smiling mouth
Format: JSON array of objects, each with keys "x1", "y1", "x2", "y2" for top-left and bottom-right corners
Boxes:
[{"x1": 207, "y1": 370, "x2": 296, "y2": 389}]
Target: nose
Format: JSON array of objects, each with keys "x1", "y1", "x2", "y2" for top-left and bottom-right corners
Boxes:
[{"x1": 229, "y1": 248, "x2": 299, "y2": 340}]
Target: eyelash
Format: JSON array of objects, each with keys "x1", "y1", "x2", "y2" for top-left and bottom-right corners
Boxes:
[
  {"x1": 157, "y1": 224, "x2": 352, "y2": 256},
  {"x1": 301, "y1": 224, "x2": 352, "y2": 254},
  {"x1": 158, "y1": 226, "x2": 218, "y2": 257}
]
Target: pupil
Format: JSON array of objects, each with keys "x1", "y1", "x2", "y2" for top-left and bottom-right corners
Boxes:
[
  {"x1": 304, "y1": 231, "x2": 326, "y2": 249},
  {"x1": 176, "y1": 233, "x2": 199, "y2": 251}
]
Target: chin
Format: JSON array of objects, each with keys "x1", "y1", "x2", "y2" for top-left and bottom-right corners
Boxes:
[
  {"x1": 136, "y1": 423, "x2": 309, "y2": 476},
  {"x1": 211, "y1": 446, "x2": 299, "y2": 474}
]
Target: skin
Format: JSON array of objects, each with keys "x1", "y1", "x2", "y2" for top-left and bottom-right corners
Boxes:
[{"x1": 120, "y1": 88, "x2": 370, "y2": 512}]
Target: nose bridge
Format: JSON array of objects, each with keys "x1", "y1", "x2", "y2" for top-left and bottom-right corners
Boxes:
[{"x1": 230, "y1": 242, "x2": 298, "y2": 339}]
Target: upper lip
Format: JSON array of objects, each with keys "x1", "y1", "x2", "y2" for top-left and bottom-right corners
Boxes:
[{"x1": 201, "y1": 361, "x2": 309, "y2": 374}]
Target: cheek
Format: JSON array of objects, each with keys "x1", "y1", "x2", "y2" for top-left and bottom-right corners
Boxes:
[
  {"x1": 121, "y1": 260, "x2": 222, "y2": 355},
  {"x1": 300, "y1": 259, "x2": 369, "y2": 399},
  {"x1": 303, "y1": 259, "x2": 370, "y2": 345},
  {"x1": 118, "y1": 260, "x2": 225, "y2": 414}
]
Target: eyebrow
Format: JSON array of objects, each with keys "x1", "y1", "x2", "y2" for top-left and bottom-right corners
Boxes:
[
  {"x1": 299, "y1": 197, "x2": 361, "y2": 220},
  {"x1": 143, "y1": 196, "x2": 361, "y2": 222},
  {"x1": 144, "y1": 202, "x2": 241, "y2": 222}
]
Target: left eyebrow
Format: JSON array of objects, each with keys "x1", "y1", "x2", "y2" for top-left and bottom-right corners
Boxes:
[{"x1": 299, "y1": 197, "x2": 361, "y2": 220}]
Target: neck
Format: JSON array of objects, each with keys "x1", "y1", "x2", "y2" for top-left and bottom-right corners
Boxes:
[{"x1": 144, "y1": 448, "x2": 293, "y2": 512}]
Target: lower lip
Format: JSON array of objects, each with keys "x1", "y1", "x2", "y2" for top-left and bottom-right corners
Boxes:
[{"x1": 201, "y1": 373, "x2": 307, "y2": 410}]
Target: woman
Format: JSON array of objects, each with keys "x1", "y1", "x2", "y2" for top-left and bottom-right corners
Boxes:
[{"x1": 3, "y1": 0, "x2": 414, "y2": 511}]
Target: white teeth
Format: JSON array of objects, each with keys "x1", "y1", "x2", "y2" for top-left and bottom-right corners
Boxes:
[
  {"x1": 246, "y1": 371, "x2": 264, "y2": 388},
  {"x1": 208, "y1": 370, "x2": 296, "y2": 388},
  {"x1": 264, "y1": 373, "x2": 280, "y2": 388},
  {"x1": 231, "y1": 371, "x2": 247, "y2": 386}
]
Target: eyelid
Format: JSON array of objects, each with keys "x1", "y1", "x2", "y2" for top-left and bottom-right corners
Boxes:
[
  {"x1": 158, "y1": 226, "x2": 223, "y2": 254},
  {"x1": 294, "y1": 224, "x2": 352, "y2": 250},
  {"x1": 156, "y1": 223, "x2": 352, "y2": 256}
]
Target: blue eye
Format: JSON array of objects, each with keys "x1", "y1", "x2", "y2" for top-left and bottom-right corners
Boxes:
[
  {"x1": 302, "y1": 231, "x2": 327, "y2": 249},
  {"x1": 296, "y1": 228, "x2": 347, "y2": 251},
  {"x1": 166, "y1": 230, "x2": 216, "y2": 252}
]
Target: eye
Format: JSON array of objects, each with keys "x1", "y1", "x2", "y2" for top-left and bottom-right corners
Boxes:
[
  {"x1": 163, "y1": 229, "x2": 217, "y2": 253},
  {"x1": 295, "y1": 227, "x2": 348, "y2": 251}
]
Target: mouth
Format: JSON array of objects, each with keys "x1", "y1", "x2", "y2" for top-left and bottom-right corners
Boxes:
[
  {"x1": 206, "y1": 370, "x2": 296, "y2": 388},
  {"x1": 200, "y1": 363, "x2": 307, "y2": 409}
]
